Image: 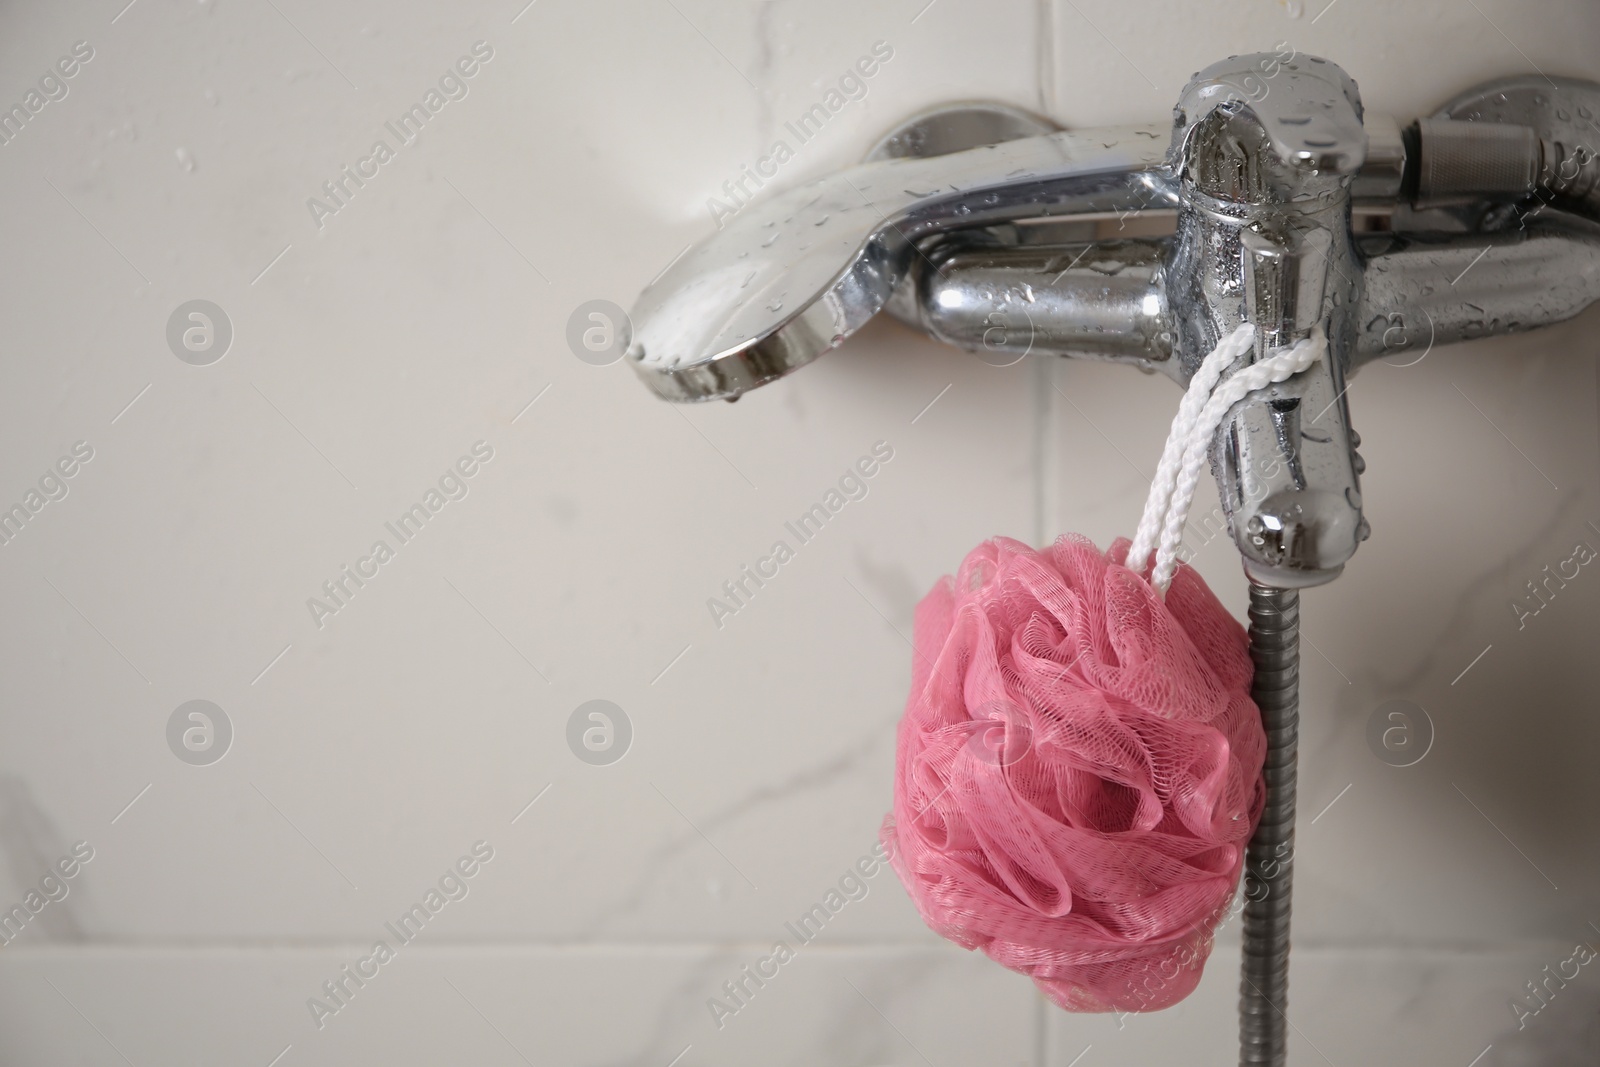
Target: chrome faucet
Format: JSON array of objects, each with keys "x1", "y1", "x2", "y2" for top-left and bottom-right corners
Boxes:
[{"x1": 626, "y1": 53, "x2": 1600, "y2": 587}]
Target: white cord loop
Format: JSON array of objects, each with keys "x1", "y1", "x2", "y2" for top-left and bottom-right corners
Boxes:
[
  {"x1": 1130, "y1": 325, "x2": 1328, "y2": 595},
  {"x1": 1126, "y1": 323, "x2": 1255, "y2": 576}
]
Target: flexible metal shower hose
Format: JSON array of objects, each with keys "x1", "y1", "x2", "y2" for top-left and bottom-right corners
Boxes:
[{"x1": 1240, "y1": 585, "x2": 1299, "y2": 1066}]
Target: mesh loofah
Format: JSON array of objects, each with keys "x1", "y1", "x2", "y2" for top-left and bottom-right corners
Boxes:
[
  {"x1": 881, "y1": 534, "x2": 1266, "y2": 1014},
  {"x1": 879, "y1": 327, "x2": 1325, "y2": 1013}
]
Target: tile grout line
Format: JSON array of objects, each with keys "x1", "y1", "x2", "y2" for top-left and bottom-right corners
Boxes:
[{"x1": 1037, "y1": 0, "x2": 1056, "y2": 118}]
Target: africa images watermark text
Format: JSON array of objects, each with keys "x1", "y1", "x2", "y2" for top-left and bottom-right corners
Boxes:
[
  {"x1": 306, "y1": 440, "x2": 494, "y2": 630},
  {"x1": 707, "y1": 441, "x2": 894, "y2": 629},
  {"x1": 306, "y1": 41, "x2": 495, "y2": 230}
]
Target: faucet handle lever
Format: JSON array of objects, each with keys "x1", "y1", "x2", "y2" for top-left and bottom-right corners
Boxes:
[{"x1": 1173, "y1": 53, "x2": 1367, "y2": 204}]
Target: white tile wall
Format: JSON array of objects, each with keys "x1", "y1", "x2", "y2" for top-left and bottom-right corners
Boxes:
[{"x1": 0, "y1": 0, "x2": 1595, "y2": 1063}]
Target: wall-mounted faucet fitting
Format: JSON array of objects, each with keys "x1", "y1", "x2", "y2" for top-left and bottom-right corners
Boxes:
[{"x1": 625, "y1": 55, "x2": 1600, "y2": 589}]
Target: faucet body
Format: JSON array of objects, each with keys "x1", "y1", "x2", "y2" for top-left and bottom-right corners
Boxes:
[
  {"x1": 1166, "y1": 56, "x2": 1369, "y2": 586},
  {"x1": 626, "y1": 59, "x2": 1600, "y2": 587}
]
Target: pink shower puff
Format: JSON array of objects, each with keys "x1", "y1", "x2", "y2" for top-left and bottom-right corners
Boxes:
[{"x1": 882, "y1": 534, "x2": 1265, "y2": 1013}]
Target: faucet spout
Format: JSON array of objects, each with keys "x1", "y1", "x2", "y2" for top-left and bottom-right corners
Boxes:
[{"x1": 624, "y1": 125, "x2": 1169, "y2": 402}]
